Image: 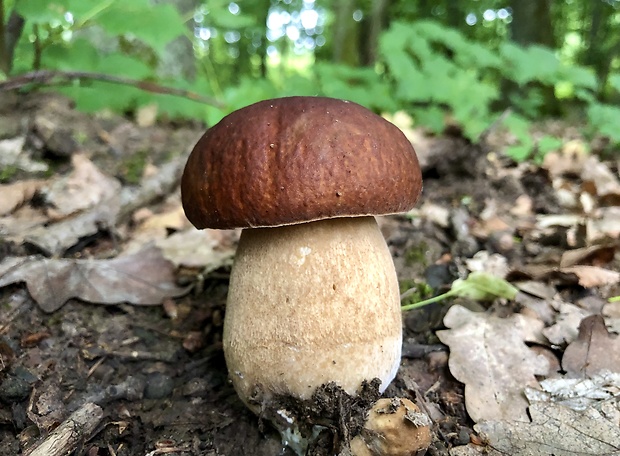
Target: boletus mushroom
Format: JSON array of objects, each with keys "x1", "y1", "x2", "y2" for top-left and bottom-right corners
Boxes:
[{"x1": 181, "y1": 96, "x2": 422, "y2": 452}]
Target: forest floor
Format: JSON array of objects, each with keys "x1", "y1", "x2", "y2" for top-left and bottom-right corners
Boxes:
[{"x1": 1, "y1": 92, "x2": 619, "y2": 456}]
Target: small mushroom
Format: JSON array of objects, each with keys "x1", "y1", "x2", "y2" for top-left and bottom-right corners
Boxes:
[
  {"x1": 181, "y1": 96, "x2": 422, "y2": 450},
  {"x1": 350, "y1": 398, "x2": 432, "y2": 456}
]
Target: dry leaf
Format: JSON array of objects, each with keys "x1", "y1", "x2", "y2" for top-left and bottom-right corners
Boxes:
[
  {"x1": 587, "y1": 207, "x2": 620, "y2": 243},
  {"x1": 135, "y1": 103, "x2": 158, "y2": 127},
  {"x1": 542, "y1": 139, "x2": 588, "y2": 177},
  {"x1": 124, "y1": 204, "x2": 190, "y2": 252},
  {"x1": 581, "y1": 155, "x2": 620, "y2": 199},
  {"x1": 437, "y1": 305, "x2": 549, "y2": 423},
  {"x1": 0, "y1": 180, "x2": 45, "y2": 216},
  {"x1": 562, "y1": 315, "x2": 620, "y2": 378},
  {"x1": 0, "y1": 245, "x2": 188, "y2": 312},
  {"x1": 525, "y1": 371, "x2": 620, "y2": 411},
  {"x1": 512, "y1": 265, "x2": 620, "y2": 288},
  {"x1": 21, "y1": 193, "x2": 121, "y2": 256},
  {"x1": 542, "y1": 300, "x2": 592, "y2": 346},
  {"x1": 560, "y1": 244, "x2": 616, "y2": 268},
  {"x1": 561, "y1": 266, "x2": 620, "y2": 288},
  {"x1": 155, "y1": 228, "x2": 238, "y2": 269},
  {"x1": 43, "y1": 154, "x2": 121, "y2": 220},
  {"x1": 475, "y1": 401, "x2": 620, "y2": 456},
  {"x1": 602, "y1": 301, "x2": 620, "y2": 334}
]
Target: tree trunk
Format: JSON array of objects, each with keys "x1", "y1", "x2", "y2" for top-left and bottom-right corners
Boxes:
[
  {"x1": 360, "y1": 0, "x2": 390, "y2": 66},
  {"x1": 581, "y1": 0, "x2": 614, "y2": 98},
  {"x1": 508, "y1": 0, "x2": 558, "y2": 115},
  {"x1": 332, "y1": 0, "x2": 360, "y2": 66},
  {"x1": 510, "y1": 0, "x2": 555, "y2": 48}
]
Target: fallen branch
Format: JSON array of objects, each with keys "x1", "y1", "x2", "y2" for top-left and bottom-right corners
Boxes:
[
  {"x1": 0, "y1": 70, "x2": 224, "y2": 108},
  {"x1": 26, "y1": 402, "x2": 103, "y2": 456}
]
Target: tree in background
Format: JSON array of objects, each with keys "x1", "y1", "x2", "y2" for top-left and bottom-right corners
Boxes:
[{"x1": 1, "y1": 0, "x2": 620, "y2": 152}]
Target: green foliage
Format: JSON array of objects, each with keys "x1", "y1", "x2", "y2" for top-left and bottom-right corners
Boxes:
[
  {"x1": 401, "y1": 272, "x2": 518, "y2": 312},
  {"x1": 502, "y1": 113, "x2": 563, "y2": 163},
  {"x1": 379, "y1": 20, "x2": 499, "y2": 138},
  {"x1": 586, "y1": 103, "x2": 620, "y2": 145},
  {"x1": 313, "y1": 62, "x2": 397, "y2": 113},
  {"x1": 3, "y1": 0, "x2": 212, "y2": 119},
  {"x1": 3, "y1": 1, "x2": 620, "y2": 157}
]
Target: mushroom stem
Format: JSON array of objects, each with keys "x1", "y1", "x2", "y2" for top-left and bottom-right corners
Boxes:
[{"x1": 224, "y1": 216, "x2": 402, "y2": 409}]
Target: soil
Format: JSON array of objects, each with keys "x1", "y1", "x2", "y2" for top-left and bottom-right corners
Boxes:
[{"x1": 0, "y1": 92, "x2": 614, "y2": 456}]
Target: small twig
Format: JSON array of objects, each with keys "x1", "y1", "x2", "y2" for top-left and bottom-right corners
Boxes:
[
  {"x1": 145, "y1": 448, "x2": 192, "y2": 456},
  {"x1": 26, "y1": 402, "x2": 103, "y2": 456},
  {"x1": 0, "y1": 69, "x2": 225, "y2": 107},
  {"x1": 477, "y1": 108, "x2": 512, "y2": 144}
]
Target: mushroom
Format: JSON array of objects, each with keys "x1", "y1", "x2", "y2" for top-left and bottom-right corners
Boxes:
[
  {"x1": 350, "y1": 398, "x2": 432, "y2": 456},
  {"x1": 181, "y1": 96, "x2": 422, "y2": 451}
]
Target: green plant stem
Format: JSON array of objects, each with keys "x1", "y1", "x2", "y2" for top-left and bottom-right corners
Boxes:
[
  {"x1": 609, "y1": 295, "x2": 620, "y2": 303},
  {"x1": 401, "y1": 290, "x2": 455, "y2": 311}
]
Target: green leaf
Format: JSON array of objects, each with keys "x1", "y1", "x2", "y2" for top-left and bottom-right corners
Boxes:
[
  {"x1": 587, "y1": 103, "x2": 620, "y2": 144},
  {"x1": 505, "y1": 144, "x2": 533, "y2": 162},
  {"x1": 412, "y1": 106, "x2": 445, "y2": 134},
  {"x1": 314, "y1": 62, "x2": 396, "y2": 112},
  {"x1": 502, "y1": 113, "x2": 534, "y2": 162},
  {"x1": 59, "y1": 81, "x2": 147, "y2": 112},
  {"x1": 609, "y1": 74, "x2": 620, "y2": 93},
  {"x1": 500, "y1": 43, "x2": 559, "y2": 85},
  {"x1": 95, "y1": 0, "x2": 186, "y2": 54},
  {"x1": 559, "y1": 65, "x2": 597, "y2": 90},
  {"x1": 401, "y1": 272, "x2": 518, "y2": 311},
  {"x1": 96, "y1": 53, "x2": 152, "y2": 79},
  {"x1": 14, "y1": 0, "x2": 68, "y2": 23},
  {"x1": 451, "y1": 272, "x2": 519, "y2": 301},
  {"x1": 537, "y1": 135, "x2": 563, "y2": 155},
  {"x1": 42, "y1": 38, "x2": 100, "y2": 71}
]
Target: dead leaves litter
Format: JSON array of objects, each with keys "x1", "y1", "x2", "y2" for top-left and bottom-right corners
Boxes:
[
  {"x1": 562, "y1": 315, "x2": 620, "y2": 378},
  {"x1": 0, "y1": 245, "x2": 188, "y2": 312},
  {"x1": 436, "y1": 305, "x2": 549, "y2": 423},
  {"x1": 474, "y1": 401, "x2": 620, "y2": 456}
]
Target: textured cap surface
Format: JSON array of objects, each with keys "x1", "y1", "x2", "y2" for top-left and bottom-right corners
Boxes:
[{"x1": 181, "y1": 96, "x2": 422, "y2": 229}]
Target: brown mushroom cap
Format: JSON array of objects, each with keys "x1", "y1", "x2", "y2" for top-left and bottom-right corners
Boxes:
[{"x1": 181, "y1": 96, "x2": 422, "y2": 229}]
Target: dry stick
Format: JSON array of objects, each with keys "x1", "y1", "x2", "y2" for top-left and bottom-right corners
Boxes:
[
  {"x1": 0, "y1": 70, "x2": 225, "y2": 108},
  {"x1": 26, "y1": 402, "x2": 103, "y2": 456}
]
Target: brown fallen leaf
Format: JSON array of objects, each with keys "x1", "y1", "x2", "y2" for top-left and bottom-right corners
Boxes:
[
  {"x1": 561, "y1": 266, "x2": 620, "y2": 288},
  {"x1": 0, "y1": 245, "x2": 188, "y2": 312},
  {"x1": 509, "y1": 265, "x2": 620, "y2": 288},
  {"x1": 0, "y1": 179, "x2": 45, "y2": 216},
  {"x1": 560, "y1": 244, "x2": 616, "y2": 268},
  {"x1": 21, "y1": 193, "x2": 121, "y2": 256},
  {"x1": 155, "y1": 229, "x2": 238, "y2": 269},
  {"x1": 43, "y1": 154, "x2": 121, "y2": 220},
  {"x1": 562, "y1": 315, "x2": 620, "y2": 378},
  {"x1": 542, "y1": 139, "x2": 588, "y2": 177},
  {"x1": 581, "y1": 155, "x2": 620, "y2": 200},
  {"x1": 436, "y1": 305, "x2": 549, "y2": 423},
  {"x1": 542, "y1": 300, "x2": 591, "y2": 346},
  {"x1": 587, "y1": 207, "x2": 620, "y2": 244}
]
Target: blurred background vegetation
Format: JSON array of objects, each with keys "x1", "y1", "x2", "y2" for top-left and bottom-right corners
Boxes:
[{"x1": 1, "y1": 0, "x2": 619, "y2": 159}]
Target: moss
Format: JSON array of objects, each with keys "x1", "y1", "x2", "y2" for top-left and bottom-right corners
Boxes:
[
  {"x1": 404, "y1": 241, "x2": 429, "y2": 267},
  {"x1": 399, "y1": 280, "x2": 433, "y2": 307},
  {"x1": 0, "y1": 165, "x2": 18, "y2": 183},
  {"x1": 120, "y1": 149, "x2": 149, "y2": 184}
]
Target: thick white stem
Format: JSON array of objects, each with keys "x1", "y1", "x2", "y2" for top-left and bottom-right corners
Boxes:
[{"x1": 223, "y1": 216, "x2": 402, "y2": 409}]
